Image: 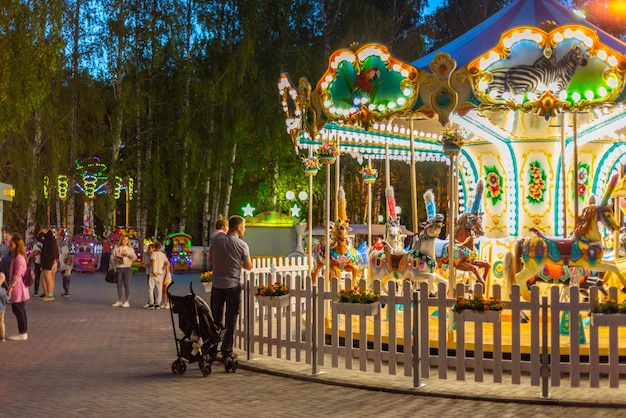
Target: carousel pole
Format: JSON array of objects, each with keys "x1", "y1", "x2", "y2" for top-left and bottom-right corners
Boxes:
[
  {"x1": 385, "y1": 137, "x2": 391, "y2": 189},
  {"x1": 307, "y1": 145, "x2": 314, "y2": 274},
  {"x1": 324, "y1": 157, "x2": 331, "y2": 285},
  {"x1": 448, "y1": 154, "x2": 457, "y2": 291},
  {"x1": 334, "y1": 132, "x2": 340, "y2": 221},
  {"x1": 560, "y1": 113, "x2": 568, "y2": 236},
  {"x1": 367, "y1": 156, "x2": 373, "y2": 247},
  {"x1": 409, "y1": 118, "x2": 418, "y2": 233},
  {"x1": 573, "y1": 112, "x2": 579, "y2": 224}
]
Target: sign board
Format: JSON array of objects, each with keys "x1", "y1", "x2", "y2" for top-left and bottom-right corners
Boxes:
[{"x1": 0, "y1": 182, "x2": 14, "y2": 202}]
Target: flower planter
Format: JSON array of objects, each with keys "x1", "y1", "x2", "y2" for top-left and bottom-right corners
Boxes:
[
  {"x1": 256, "y1": 294, "x2": 291, "y2": 309},
  {"x1": 305, "y1": 167, "x2": 319, "y2": 176},
  {"x1": 362, "y1": 175, "x2": 377, "y2": 184},
  {"x1": 333, "y1": 301, "x2": 380, "y2": 316},
  {"x1": 202, "y1": 282, "x2": 212, "y2": 293},
  {"x1": 442, "y1": 142, "x2": 461, "y2": 156},
  {"x1": 318, "y1": 155, "x2": 337, "y2": 165},
  {"x1": 456, "y1": 310, "x2": 501, "y2": 323},
  {"x1": 590, "y1": 313, "x2": 626, "y2": 327}
]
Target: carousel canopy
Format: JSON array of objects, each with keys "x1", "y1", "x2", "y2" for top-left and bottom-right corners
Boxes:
[{"x1": 413, "y1": 0, "x2": 626, "y2": 70}]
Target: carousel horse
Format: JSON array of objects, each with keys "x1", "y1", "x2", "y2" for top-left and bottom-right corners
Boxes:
[
  {"x1": 505, "y1": 173, "x2": 626, "y2": 301},
  {"x1": 368, "y1": 189, "x2": 448, "y2": 293},
  {"x1": 436, "y1": 180, "x2": 489, "y2": 285},
  {"x1": 310, "y1": 188, "x2": 368, "y2": 283}
]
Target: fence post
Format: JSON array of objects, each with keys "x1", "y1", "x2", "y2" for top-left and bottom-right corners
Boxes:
[
  {"x1": 312, "y1": 283, "x2": 318, "y2": 375},
  {"x1": 541, "y1": 295, "x2": 550, "y2": 398},
  {"x1": 412, "y1": 289, "x2": 425, "y2": 389},
  {"x1": 246, "y1": 275, "x2": 252, "y2": 361}
]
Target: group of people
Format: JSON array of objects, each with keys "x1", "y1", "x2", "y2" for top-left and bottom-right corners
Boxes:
[
  {"x1": 0, "y1": 215, "x2": 253, "y2": 359},
  {"x1": 0, "y1": 225, "x2": 74, "y2": 342}
]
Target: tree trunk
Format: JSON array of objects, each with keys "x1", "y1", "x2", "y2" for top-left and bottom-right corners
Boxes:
[
  {"x1": 222, "y1": 142, "x2": 237, "y2": 217},
  {"x1": 25, "y1": 110, "x2": 43, "y2": 245},
  {"x1": 202, "y1": 156, "x2": 212, "y2": 270}
]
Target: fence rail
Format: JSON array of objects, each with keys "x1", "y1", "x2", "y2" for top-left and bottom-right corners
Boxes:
[{"x1": 231, "y1": 256, "x2": 626, "y2": 397}]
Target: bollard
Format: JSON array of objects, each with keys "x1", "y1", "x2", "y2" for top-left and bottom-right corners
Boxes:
[{"x1": 541, "y1": 296, "x2": 550, "y2": 398}]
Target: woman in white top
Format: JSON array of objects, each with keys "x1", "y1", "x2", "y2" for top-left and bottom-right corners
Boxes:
[{"x1": 111, "y1": 236, "x2": 137, "y2": 308}]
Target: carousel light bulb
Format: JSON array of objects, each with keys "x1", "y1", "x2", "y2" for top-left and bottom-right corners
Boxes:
[
  {"x1": 585, "y1": 90, "x2": 594, "y2": 100},
  {"x1": 324, "y1": 100, "x2": 332, "y2": 107},
  {"x1": 388, "y1": 102, "x2": 396, "y2": 109},
  {"x1": 368, "y1": 104, "x2": 375, "y2": 110},
  {"x1": 527, "y1": 92, "x2": 537, "y2": 101},
  {"x1": 572, "y1": 92, "x2": 581, "y2": 102},
  {"x1": 607, "y1": 76, "x2": 618, "y2": 88},
  {"x1": 598, "y1": 87, "x2": 607, "y2": 98},
  {"x1": 478, "y1": 80, "x2": 489, "y2": 90},
  {"x1": 378, "y1": 104, "x2": 385, "y2": 111},
  {"x1": 286, "y1": 191, "x2": 295, "y2": 200},
  {"x1": 392, "y1": 64, "x2": 400, "y2": 72},
  {"x1": 608, "y1": 56, "x2": 618, "y2": 67},
  {"x1": 397, "y1": 98, "x2": 406, "y2": 106},
  {"x1": 502, "y1": 92, "x2": 511, "y2": 100},
  {"x1": 395, "y1": 206, "x2": 401, "y2": 215},
  {"x1": 299, "y1": 191, "x2": 308, "y2": 201},
  {"x1": 558, "y1": 90, "x2": 568, "y2": 100},
  {"x1": 514, "y1": 94, "x2": 524, "y2": 103},
  {"x1": 403, "y1": 88, "x2": 412, "y2": 96},
  {"x1": 401, "y1": 69, "x2": 409, "y2": 77},
  {"x1": 555, "y1": 32, "x2": 564, "y2": 42},
  {"x1": 597, "y1": 50, "x2": 607, "y2": 60}
]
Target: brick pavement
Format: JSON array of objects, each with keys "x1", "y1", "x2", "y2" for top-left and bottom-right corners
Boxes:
[{"x1": 0, "y1": 271, "x2": 624, "y2": 417}]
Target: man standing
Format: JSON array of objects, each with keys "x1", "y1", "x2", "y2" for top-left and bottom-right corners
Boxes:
[
  {"x1": 209, "y1": 215, "x2": 252, "y2": 358},
  {"x1": 100, "y1": 238, "x2": 111, "y2": 272}
]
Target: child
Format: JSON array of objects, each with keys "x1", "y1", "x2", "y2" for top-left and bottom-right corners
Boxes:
[
  {"x1": 142, "y1": 244, "x2": 155, "y2": 309},
  {"x1": 61, "y1": 257, "x2": 73, "y2": 297},
  {"x1": 0, "y1": 272, "x2": 6, "y2": 341}
]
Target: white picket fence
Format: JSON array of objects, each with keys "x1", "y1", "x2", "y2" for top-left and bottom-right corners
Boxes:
[{"x1": 232, "y1": 256, "x2": 626, "y2": 395}]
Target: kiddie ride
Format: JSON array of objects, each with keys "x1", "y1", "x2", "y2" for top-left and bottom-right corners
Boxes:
[
  {"x1": 71, "y1": 232, "x2": 100, "y2": 272},
  {"x1": 166, "y1": 232, "x2": 192, "y2": 273}
]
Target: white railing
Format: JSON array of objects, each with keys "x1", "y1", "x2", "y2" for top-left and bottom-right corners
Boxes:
[{"x1": 232, "y1": 256, "x2": 626, "y2": 396}]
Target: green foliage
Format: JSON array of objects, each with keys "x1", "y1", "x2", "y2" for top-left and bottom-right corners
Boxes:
[
  {"x1": 337, "y1": 286, "x2": 380, "y2": 304},
  {"x1": 590, "y1": 299, "x2": 626, "y2": 314},
  {"x1": 453, "y1": 295, "x2": 503, "y2": 313}
]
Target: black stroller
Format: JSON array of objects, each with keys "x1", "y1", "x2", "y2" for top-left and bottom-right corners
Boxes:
[{"x1": 167, "y1": 283, "x2": 238, "y2": 376}]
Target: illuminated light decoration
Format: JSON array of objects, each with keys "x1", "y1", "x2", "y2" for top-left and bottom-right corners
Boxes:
[
  {"x1": 285, "y1": 190, "x2": 295, "y2": 200},
  {"x1": 57, "y1": 175, "x2": 69, "y2": 200},
  {"x1": 43, "y1": 176, "x2": 50, "y2": 199},
  {"x1": 114, "y1": 176, "x2": 123, "y2": 200},
  {"x1": 83, "y1": 174, "x2": 97, "y2": 200},
  {"x1": 316, "y1": 43, "x2": 419, "y2": 129},
  {"x1": 468, "y1": 24, "x2": 626, "y2": 118},
  {"x1": 298, "y1": 191, "x2": 308, "y2": 201},
  {"x1": 289, "y1": 204, "x2": 301, "y2": 218},
  {"x1": 242, "y1": 203, "x2": 256, "y2": 217}
]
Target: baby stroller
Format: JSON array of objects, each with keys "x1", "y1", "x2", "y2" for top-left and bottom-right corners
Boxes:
[{"x1": 167, "y1": 282, "x2": 238, "y2": 376}]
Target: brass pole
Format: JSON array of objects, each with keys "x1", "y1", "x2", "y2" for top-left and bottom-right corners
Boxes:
[
  {"x1": 560, "y1": 113, "x2": 568, "y2": 236},
  {"x1": 410, "y1": 118, "x2": 418, "y2": 234}
]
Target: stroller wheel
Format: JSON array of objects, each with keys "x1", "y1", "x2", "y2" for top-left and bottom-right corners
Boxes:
[
  {"x1": 231, "y1": 359, "x2": 238, "y2": 372},
  {"x1": 224, "y1": 358, "x2": 232, "y2": 372},
  {"x1": 171, "y1": 360, "x2": 179, "y2": 374},
  {"x1": 175, "y1": 359, "x2": 187, "y2": 375},
  {"x1": 201, "y1": 363, "x2": 212, "y2": 377}
]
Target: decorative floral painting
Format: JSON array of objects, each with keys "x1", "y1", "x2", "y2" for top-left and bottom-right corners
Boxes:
[
  {"x1": 575, "y1": 162, "x2": 590, "y2": 202},
  {"x1": 527, "y1": 161, "x2": 547, "y2": 204},
  {"x1": 484, "y1": 165, "x2": 503, "y2": 205}
]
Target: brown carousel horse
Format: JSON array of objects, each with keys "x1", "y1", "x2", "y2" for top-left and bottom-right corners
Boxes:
[
  {"x1": 505, "y1": 173, "x2": 626, "y2": 301},
  {"x1": 311, "y1": 187, "x2": 367, "y2": 283},
  {"x1": 436, "y1": 180, "x2": 490, "y2": 285}
]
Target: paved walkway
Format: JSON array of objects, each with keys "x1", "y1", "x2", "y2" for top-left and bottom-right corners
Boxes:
[{"x1": 0, "y1": 272, "x2": 624, "y2": 417}]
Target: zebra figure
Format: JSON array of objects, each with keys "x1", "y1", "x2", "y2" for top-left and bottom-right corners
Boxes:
[{"x1": 486, "y1": 43, "x2": 588, "y2": 99}]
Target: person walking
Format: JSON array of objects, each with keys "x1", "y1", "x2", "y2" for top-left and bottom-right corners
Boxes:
[
  {"x1": 61, "y1": 256, "x2": 72, "y2": 297},
  {"x1": 31, "y1": 231, "x2": 44, "y2": 296},
  {"x1": 146, "y1": 241, "x2": 168, "y2": 310},
  {"x1": 0, "y1": 225, "x2": 13, "y2": 284},
  {"x1": 209, "y1": 215, "x2": 252, "y2": 358},
  {"x1": 111, "y1": 236, "x2": 137, "y2": 308},
  {"x1": 40, "y1": 228, "x2": 59, "y2": 301},
  {"x1": 100, "y1": 238, "x2": 111, "y2": 272},
  {"x1": 6, "y1": 234, "x2": 29, "y2": 340},
  {"x1": 0, "y1": 272, "x2": 6, "y2": 342}
]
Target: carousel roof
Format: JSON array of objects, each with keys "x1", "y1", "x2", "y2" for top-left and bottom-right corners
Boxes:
[{"x1": 413, "y1": 0, "x2": 626, "y2": 70}]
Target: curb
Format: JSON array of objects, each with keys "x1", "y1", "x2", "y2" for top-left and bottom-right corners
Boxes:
[{"x1": 237, "y1": 359, "x2": 626, "y2": 408}]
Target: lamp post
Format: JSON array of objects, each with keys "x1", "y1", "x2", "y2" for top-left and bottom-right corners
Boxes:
[{"x1": 286, "y1": 189, "x2": 309, "y2": 254}]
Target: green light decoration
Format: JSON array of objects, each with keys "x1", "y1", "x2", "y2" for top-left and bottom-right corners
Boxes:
[
  {"x1": 84, "y1": 175, "x2": 97, "y2": 200},
  {"x1": 242, "y1": 203, "x2": 256, "y2": 217},
  {"x1": 289, "y1": 204, "x2": 301, "y2": 218},
  {"x1": 58, "y1": 175, "x2": 68, "y2": 200},
  {"x1": 43, "y1": 176, "x2": 49, "y2": 199}
]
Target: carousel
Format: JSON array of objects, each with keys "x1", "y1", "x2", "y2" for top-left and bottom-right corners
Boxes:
[{"x1": 279, "y1": 0, "x2": 626, "y2": 352}]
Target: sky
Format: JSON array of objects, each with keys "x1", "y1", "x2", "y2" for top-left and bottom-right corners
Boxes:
[{"x1": 425, "y1": 0, "x2": 446, "y2": 15}]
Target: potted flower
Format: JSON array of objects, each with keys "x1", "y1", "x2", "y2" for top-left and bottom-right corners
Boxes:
[
  {"x1": 440, "y1": 129, "x2": 465, "y2": 155},
  {"x1": 453, "y1": 294, "x2": 502, "y2": 322},
  {"x1": 302, "y1": 156, "x2": 320, "y2": 176},
  {"x1": 590, "y1": 298, "x2": 626, "y2": 327},
  {"x1": 360, "y1": 165, "x2": 378, "y2": 185},
  {"x1": 334, "y1": 286, "x2": 381, "y2": 316},
  {"x1": 200, "y1": 271, "x2": 213, "y2": 292},
  {"x1": 316, "y1": 142, "x2": 340, "y2": 165},
  {"x1": 255, "y1": 282, "x2": 291, "y2": 308}
]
